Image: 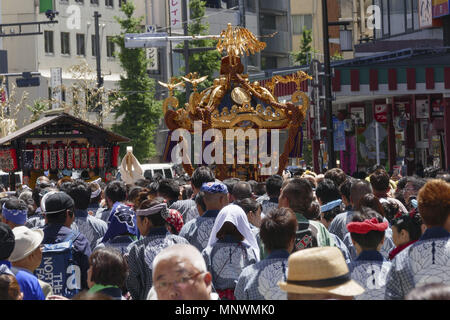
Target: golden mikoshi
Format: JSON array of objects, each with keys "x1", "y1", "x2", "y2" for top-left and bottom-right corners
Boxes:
[{"x1": 160, "y1": 24, "x2": 312, "y2": 180}]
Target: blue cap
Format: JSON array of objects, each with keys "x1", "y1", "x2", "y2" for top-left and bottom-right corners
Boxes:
[
  {"x1": 411, "y1": 199, "x2": 418, "y2": 209},
  {"x1": 320, "y1": 199, "x2": 342, "y2": 213},
  {"x1": 200, "y1": 182, "x2": 229, "y2": 194},
  {"x1": 2, "y1": 204, "x2": 27, "y2": 226}
]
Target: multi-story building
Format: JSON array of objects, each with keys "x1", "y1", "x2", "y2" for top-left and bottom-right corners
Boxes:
[
  {"x1": 1, "y1": 0, "x2": 126, "y2": 129},
  {"x1": 290, "y1": 0, "x2": 341, "y2": 64}
]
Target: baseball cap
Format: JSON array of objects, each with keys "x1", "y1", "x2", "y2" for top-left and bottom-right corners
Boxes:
[
  {"x1": 43, "y1": 192, "x2": 75, "y2": 215},
  {"x1": 0, "y1": 222, "x2": 15, "y2": 260}
]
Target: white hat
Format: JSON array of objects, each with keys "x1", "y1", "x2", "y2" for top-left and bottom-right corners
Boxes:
[{"x1": 8, "y1": 226, "x2": 44, "y2": 262}]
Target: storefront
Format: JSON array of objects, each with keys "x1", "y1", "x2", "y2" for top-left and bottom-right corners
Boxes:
[{"x1": 330, "y1": 48, "x2": 450, "y2": 175}]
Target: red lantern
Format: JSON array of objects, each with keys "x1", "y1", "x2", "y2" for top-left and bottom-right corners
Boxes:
[
  {"x1": 80, "y1": 146, "x2": 88, "y2": 168},
  {"x1": 72, "y1": 142, "x2": 81, "y2": 169},
  {"x1": 88, "y1": 147, "x2": 97, "y2": 169},
  {"x1": 97, "y1": 147, "x2": 105, "y2": 168},
  {"x1": 111, "y1": 145, "x2": 120, "y2": 167},
  {"x1": 0, "y1": 149, "x2": 18, "y2": 172},
  {"x1": 66, "y1": 144, "x2": 74, "y2": 169},
  {"x1": 54, "y1": 142, "x2": 66, "y2": 170},
  {"x1": 50, "y1": 146, "x2": 58, "y2": 170},
  {"x1": 41, "y1": 142, "x2": 50, "y2": 171}
]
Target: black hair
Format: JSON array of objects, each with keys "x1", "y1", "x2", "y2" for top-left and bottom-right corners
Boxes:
[
  {"x1": 195, "y1": 192, "x2": 206, "y2": 212},
  {"x1": 260, "y1": 207, "x2": 298, "y2": 252},
  {"x1": 157, "y1": 179, "x2": 180, "y2": 201},
  {"x1": 322, "y1": 205, "x2": 342, "y2": 223},
  {"x1": 105, "y1": 181, "x2": 127, "y2": 203},
  {"x1": 315, "y1": 178, "x2": 341, "y2": 204},
  {"x1": 128, "y1": 186, "x2": 143, "y2": 203},
  {"x1": 350, "y1": 209, "x2": 385, "y2": 250},
  {"x1": 4, "y1": 197, "x2": 27, "y2": 212},
  {"x1": 134, "y1": 179, "x2": 150, "y2": 188},
  {"x1": 381, "y1": 200, "x2": 400, "y2": 225},
  {"x1": 370, "y1": 169, "x2": 390, "y2": 192},
  {"x1": 391, "y1": 212, "x2": 423, "y2": 242},
  {"x1": 234, "y1": 198, "x2": 261, "y2": 216},
  {"x1": 32, "y1": 182, "x2": 52, "y2": 208},
  {"x1": 265, "y1": 175, "x2": 283, "y2": 198},
  {"x1": 222, "y1": 178, "x2": 240, "y2": 195},
  {"x1": 253, "y1": 182, "x2": 266, "y2": 197},
  {"x1": 324, "y1": 168, "x2": 347, "y2": 189},
  {"x1": 64, "y1": 180, "x2": 91, "y2": 210},
  {"x1": 181, "y1": 185, "x2": 193, "y2": 200},
  {"x1": 190, "y1": 166, "x2": 215, "y2": 189},
  {"x1": 339, "y1": 178, "x2": 353, "y2": 201},
  {"x1": 281, "y1": 178, "x2": 314, "y2": 215},
  {"x1": 231, "y1": 181, "x2": 253, "y2": 200}
]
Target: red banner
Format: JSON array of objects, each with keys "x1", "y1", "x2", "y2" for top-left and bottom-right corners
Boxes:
[{"x1": 88, "y1": 147, "x2": 97, "y2": 169}]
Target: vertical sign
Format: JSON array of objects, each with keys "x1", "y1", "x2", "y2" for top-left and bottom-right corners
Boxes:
[
  {"x1": 169, "y1": 0, "x2": 183, "y2": 34},
  {"x1": 333, "y1": 117, "x2": 346, "y2": 151},
  {"x1": 50, "y1": 67, "x2": 62, "y2": 109},
  {"x1": 146, "y1": 25, "x2": 159, "y2": 71},
  {"x1": 419, "y1": 0, "x2": 434, "y2": 28}
]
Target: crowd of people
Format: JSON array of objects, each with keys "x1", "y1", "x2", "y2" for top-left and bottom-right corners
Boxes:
[{"x1": 0, "y1": 164, "x2": 449, "y2": 300}]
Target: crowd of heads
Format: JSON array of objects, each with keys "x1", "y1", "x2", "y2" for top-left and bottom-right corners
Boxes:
[{"x1": 0, "y1": 162, "x2": 449, "y2": 301}]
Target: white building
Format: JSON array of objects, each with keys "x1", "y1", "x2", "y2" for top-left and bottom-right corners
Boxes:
[{"x1": 1, "y1": 0, "x2": 127, "y2": 129}]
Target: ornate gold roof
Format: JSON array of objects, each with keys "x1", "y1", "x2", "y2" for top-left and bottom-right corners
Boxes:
[
  {"x1": 160, "y1": 24, "x2": 311, "y2": 178},
  {"x1": 161, "y1": 24, "x2": 311, "y2": 132}
]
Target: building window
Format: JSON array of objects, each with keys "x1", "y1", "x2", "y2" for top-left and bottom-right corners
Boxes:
[
  {"x1": 261, "y1": 56, "x2": 277, "y2": 70},
  {"x1": 76, "y1": 34, "x2": 85, "y2": 56},
  {"x1": 390, "y1": 0, "x2": 406, "y2": 35},
  {"x1": 106, "y1": 36, "x2": 115, "y2": 57},
  {"x1": 260, "y1": 14, "x2": 276, "y2": 30},
  {"x1": 61, "y1": 32, "x2": 70, "y2": 55},
  {"x1": 92, "y1": 35, "x2": 97, "y2": 56},
  {"x1": 119, "y1": 0, "x2": 126, "y2": 7},
  {"x1": 105, "y1": 0, "x2": 113, "y2": 7},
  {"x1": 75, "y1": 0, "x2": 84, "y2": 4},
  {"x1": 44, "y1": 31, "x2": 54, "y2": 54},
  {"x1": 91, "y1": 0, "x2": 99, "y2": 5},
  {"x1": 382, "y1": 0, "x2": 390, "y2": 36},
  {"x1": 292, "y1": 15, "x2": 313, "y2": 35}
]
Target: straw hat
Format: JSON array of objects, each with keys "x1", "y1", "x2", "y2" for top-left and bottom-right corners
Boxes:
[
  {"x1": 278, "y1": 247, "x2": 364, "y2": 297},
  {"x1": 8, "y1": 226, "x2": 44, "y2": 262}
]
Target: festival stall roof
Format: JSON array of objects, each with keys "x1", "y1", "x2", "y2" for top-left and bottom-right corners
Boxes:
[{"x1": 0, "y1": 112, "x2": 130, "y2": 146}]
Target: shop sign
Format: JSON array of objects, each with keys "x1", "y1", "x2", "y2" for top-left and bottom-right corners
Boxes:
[
  {"x1": 374, "y1": 104, "x2": 387, "y2": 123},
  {"x1": 433, "y1": 0, "x2": 450, "y2": 18}
]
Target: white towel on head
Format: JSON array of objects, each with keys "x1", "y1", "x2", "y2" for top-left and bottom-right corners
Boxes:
[{"x1": 206, "y1": 204, "x2": 260, "y2": 258}]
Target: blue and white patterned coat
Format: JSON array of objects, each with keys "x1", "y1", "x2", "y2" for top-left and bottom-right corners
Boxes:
[
  {"x1": 72, "y1": 210, "x2": 108, "y2": 252},
  {"x1": 125, "y1": 227, "x2": 189, "y2": 300},
  {"x1": 343, "y1": 228, "x2": 396, "y2": 261},
  {"x1": 179, "y1": 210, "x2": 220, "y2": 252},
  {"x1": 349, "y1": 250, "x2": 392, "y2": 300},
  {"x1": 234, "y1": 250, "x2": 289, "y2": 300},
  {"x1": 385, "y1": 227, "x2": 450, "y2": 300},
  {"x1": 202, "y1": 236, "x2": 259, "y2": 291}
]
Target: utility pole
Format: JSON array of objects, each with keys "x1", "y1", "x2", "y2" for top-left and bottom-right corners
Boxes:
[
  {"x1": 321, "y1": 0, "x2": 336, "y2": 170},
  {"x1": 94, "y1": 11, "x2": 104, "y2": 126},
  {"x1": 182, "y1": 0, "x2": 191, "y2": 101}
]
